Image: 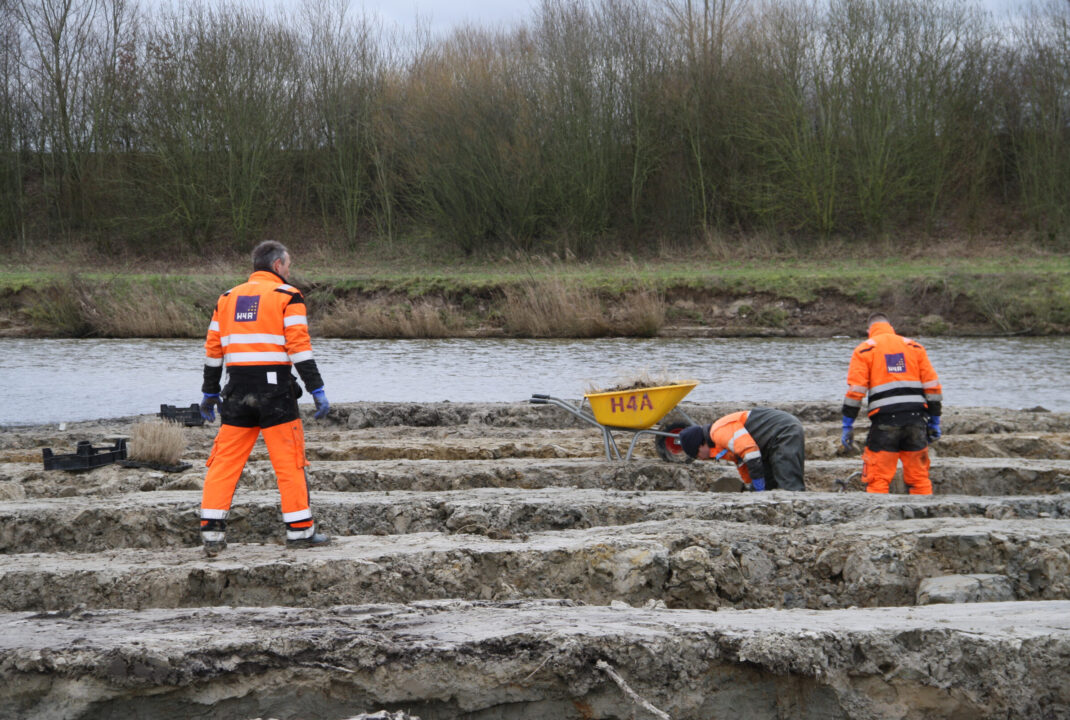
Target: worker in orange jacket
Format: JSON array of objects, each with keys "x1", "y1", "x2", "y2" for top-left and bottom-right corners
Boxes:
[
  {"x1": 841, "y1": 313, "x2": 943, "y2": 495},
  {"x1": 197, "y1": 240, "x2": 331, "y2": 556},
  {"x1": 677, "y1": 408, "x2": 806, "y2": 491}
]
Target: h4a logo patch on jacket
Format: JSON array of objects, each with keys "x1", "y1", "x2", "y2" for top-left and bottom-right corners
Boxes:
[
  {"x1": 884, "y1": 352, "x2": 906, "y2": 373},
  {"x1": 234, "y1": 296, "x2": 260, "y2": 322}
]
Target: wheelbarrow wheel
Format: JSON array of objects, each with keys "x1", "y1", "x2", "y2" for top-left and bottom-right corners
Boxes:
[{"x1": 655, "y1": 421, "x2": 693, "y2": 463}]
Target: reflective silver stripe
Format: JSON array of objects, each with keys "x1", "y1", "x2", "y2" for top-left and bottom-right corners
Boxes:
[
  {"x1": 848, "y1": 385, "x2": 868, "y2": 394},
  {"x1": 843, "y1": 397, "x2": 862, "y2": 408},
  {"x1": 922, "y1": 380, "x2": 940, "y2": 388},
  {"x1": 727, "y1": 428, "x2": 748, "y2": 453},
  {"x1": 221, "y1": 333, "x2": 286, "y2": 347},
  {"x1": 870, "y1": 380, "x2": 924, "y2": 394},
  {"x1": 283, "y1": 315, "x2": 307, "y2": 327},
  {"x1": 204, "y1": 356, "x2": 223, "y2": 367},
  {"x1": 742, "y1": 450, "x2": 761, "y2": 461},
  {"x1": 201, "y1": 531, "x2": 226, "y2": 542},
  {"x1": 200, "y1": 509, "x2": 228, "y2": 520},
  {"x1": 225, "y1": 351, "x2": 290, "y2": 364},
  {"x1": 289, "y1": 350, "x2": 314, "y2": 363},
  {"x1": 925, "y1": 393, "x2": 943, "y2": 401},
  {"x1": 279, "y1": 283, "x2": 296, "y2": 292},
  {"x1": 869, "y1": 395, "x2": 924, "y2": 409},
  {"x1": 209, "y1": 320, "x2": 220, "y2": 332},
  {"x1": 282, "y1": 509, "x2": 312, "y2": 522},
  {"x1": 287, "y1": 526, "x2": 315, "y2": 540}
]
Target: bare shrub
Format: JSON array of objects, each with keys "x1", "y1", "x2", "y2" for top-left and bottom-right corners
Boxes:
[
  {"x1": 319, "y1": 298, "x2": 463, "y2": 338},
  {"x1": 129, "y1": 419, "x2": 187, "y2": 466}
]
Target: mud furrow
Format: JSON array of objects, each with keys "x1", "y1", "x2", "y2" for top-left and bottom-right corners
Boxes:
[
  {"x1": 2, "y1": 600, "x2": 1068, "y2": 720},
  {"x1": 2, "y1": 518, "x2": 1069, "y2": 612},
  {"x1": 3, "y1": 489, "x2": 1070, "y2": 553},
  {"x1": 4, "y1": 457, "x2": 1070, "y2": 500}
]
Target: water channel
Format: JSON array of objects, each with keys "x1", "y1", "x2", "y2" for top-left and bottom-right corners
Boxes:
[{"x1": 1, "y1": 336, "x2": 1067, "y2": 426}]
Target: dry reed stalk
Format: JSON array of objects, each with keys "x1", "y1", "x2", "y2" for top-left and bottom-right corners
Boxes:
[
  {"x1": 37, "y1": 276, "x2": 203, "y2": 337},
  {"x1": 128, "y1": 419, "x2": 187, "y2": 466},
  {"x1": 319, "y1": 298, "x2": 462, "y2": 338},
  {"x1": 92, "y1": 295, "x2": 202, "y2": 337},
  {"x1": 611, "y1": 289, "x2": 665, "y2": 337},
  {"x1": 501, "y1": 278, "x2": 610, "y2": 337}
]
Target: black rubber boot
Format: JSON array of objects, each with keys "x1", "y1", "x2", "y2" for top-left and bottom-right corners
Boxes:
[
  {"x1": 203, "y1": 539, "x2": 227, "y2": 557},
  {"x1": 286, "y1": 531, "x2": 330, "y2": 549}
]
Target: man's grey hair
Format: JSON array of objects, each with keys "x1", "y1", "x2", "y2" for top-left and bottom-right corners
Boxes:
[
  {"x1": 252, "y1": 240, "x2": 288, "y2": 272},
  {"x1": 867, "y1": 312, "x2": 890, "y2": 325}
]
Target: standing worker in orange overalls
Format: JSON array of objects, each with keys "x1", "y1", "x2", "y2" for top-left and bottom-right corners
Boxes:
[
  {"x1": 841, "y1": 313, "x2": 943, "y2": 495},
  {"x1": 197, "y1": 240, "x2": 331, "y2": 556}
]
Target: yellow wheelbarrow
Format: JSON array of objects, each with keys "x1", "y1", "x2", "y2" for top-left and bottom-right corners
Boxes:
[{"x1": 530, "y1": 382, "x2": 700, "y2": 461}]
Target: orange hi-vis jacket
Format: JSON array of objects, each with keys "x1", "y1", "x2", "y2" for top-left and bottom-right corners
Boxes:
[
  {"x1": 707, "y1": 411, "x2": 765, "y2": 485},
  {"x1": 843, "y1": 321, "x2": 942, "y2": 420},
  {"x1": 202, "y1": 271, "x2": 321, "y2": 394}
]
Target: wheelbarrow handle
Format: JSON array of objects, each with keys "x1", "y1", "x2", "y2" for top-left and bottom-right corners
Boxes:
[{"x1": 529, "y1": 394, "x2": 550, "y2": 404}]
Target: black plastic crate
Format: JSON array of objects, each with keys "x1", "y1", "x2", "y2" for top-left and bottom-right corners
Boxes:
[
  {"x1": 159, "y1": 403, "x2": 205, "y2": 427},
  {"x1": 42, "y1": 439, "x2": 128, "y2": 472}
]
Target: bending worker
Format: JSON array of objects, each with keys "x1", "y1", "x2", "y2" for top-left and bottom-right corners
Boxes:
[
  {"x1": 841, "y1": 312, "x2": 943, "y2": 495},
  {"x1": 197, "y1": 240, "x2": 331, "y2": 556},
  {"x1": 677, "y1": 408, "x2": 806, "y2": 491}
]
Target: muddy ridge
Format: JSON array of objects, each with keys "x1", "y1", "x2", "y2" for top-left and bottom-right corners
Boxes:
[{"x1": 2, "y1": 400, "x2": 1070, "y2": 719}]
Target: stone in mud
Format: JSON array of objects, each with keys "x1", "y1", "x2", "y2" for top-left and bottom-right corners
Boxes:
[
  {"x1": 916, "y1": 574, "x2": 1016, "y2": 605},
  {"x1": 0, "y1": 482, "x2": 25, "y2": 501}
]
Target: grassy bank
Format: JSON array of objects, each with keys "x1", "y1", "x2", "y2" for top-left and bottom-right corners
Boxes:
[{"x1": 2, "y1": 246, "x2": 1068, "y2": 339}]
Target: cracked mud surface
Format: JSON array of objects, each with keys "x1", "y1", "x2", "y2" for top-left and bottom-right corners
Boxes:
[{"x1": 2, "y1": 401, "x2": 1070, "y2": 719}]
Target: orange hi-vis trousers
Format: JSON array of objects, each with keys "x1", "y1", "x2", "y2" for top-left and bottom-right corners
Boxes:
[
  {"x1": 200, "y1": 420, "x2": 315, "y2": 541},
  {"x1": 862, "y1": 447, "x2": 932, "y2": 495}
]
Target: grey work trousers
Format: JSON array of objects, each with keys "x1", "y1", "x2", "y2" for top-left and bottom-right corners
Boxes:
[{"x1": 744, "y1": 408, "x2": 806, "y2": 491}]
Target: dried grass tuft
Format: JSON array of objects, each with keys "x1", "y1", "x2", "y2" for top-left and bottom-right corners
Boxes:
[
  {"x1": 610, "y1": 289, "x2": 665, "y2": 337},
  {"x1": 31, "y1": 275, "x2": 206, "y2": 337},
  {"x1": 318, "y1": 298, "x2": 464, "y2": 338},
  {"x1": 502, "y1": 278, "x2": 609, "y2": 337},
  {"x1": 502, "y1": 278, "x2": 666, "y2": 338},
  {"x1": 128, "y1": 419, "x2": 187, "y2": 466}
]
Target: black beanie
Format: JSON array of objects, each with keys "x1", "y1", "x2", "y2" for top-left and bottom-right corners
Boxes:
[{"x1": 678, "y1": 425, "x2": 707, "y2": 459}]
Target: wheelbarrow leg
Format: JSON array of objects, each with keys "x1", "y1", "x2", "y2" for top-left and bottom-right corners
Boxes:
[
  {"x1": 624, "y1": 429, "x2": 662, "y2": 461},
  {"x1": 603, "y1": 428, "x2": 622, "y2": 460},
  {"x1": 625, "y1": 431, "x2": 647, "y2": 461}
]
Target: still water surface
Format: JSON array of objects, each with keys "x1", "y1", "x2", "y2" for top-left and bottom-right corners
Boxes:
[{"x1": 1, "y1": 336, "x2": 1067, "y2": 426}]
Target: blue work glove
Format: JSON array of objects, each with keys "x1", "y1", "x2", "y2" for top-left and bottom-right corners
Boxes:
[
  {"x1": 311, "y1": 387, "x2": 330, "y2": 419},
  {"x1": 841, "y1": 416, "x2": 855, "y2": 449},
  {"x1": 199, "y1": 393, "x2": 221, "y2": 422},
  {"x1": 751, "y1": 477, "x2": 766, "y2": 492},
  {"x1": 927, "y1": 415, "x2": 941, "y2": 442}
]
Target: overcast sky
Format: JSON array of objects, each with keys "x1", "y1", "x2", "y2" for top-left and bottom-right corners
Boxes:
[{"x1": 249, "y1": 0, "x2": 1031, "y2": 35}]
